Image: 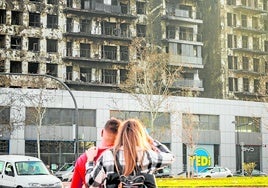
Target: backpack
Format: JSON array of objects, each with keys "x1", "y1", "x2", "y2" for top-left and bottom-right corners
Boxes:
[{"x1": 105, "y1": 150, "x2": 156, "y2": 188}]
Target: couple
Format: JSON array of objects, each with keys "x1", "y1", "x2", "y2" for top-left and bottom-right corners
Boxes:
[{"x1": 71, "y1": 118, "x2": 175, "y2": 188}]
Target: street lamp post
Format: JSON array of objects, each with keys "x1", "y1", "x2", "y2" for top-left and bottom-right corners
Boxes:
[
  {"x1": 0, "y1": 73, "x2": 79, "y2": 159},
  {"x1": 232, "y1": 121, "x2": 252, "y2": 176}
]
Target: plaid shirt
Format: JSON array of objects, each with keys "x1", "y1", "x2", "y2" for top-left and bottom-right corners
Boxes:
[{"x1": 85, "y1": 140, "x2": 174, "y2": 188}]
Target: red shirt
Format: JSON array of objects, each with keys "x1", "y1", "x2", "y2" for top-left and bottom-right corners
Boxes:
[{"x1": 70, "y1": 147, "x2": 108, "y2": 188}]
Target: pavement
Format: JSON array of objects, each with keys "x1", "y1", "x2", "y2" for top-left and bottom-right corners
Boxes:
[{"x1": 62, "y1": 182, "x2": 71, "y2": 188}]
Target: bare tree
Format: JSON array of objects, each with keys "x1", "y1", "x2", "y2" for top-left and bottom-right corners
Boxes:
[
  {"x1": 120, "y1": 38, "x2": 181, "y2": 133},
  {"x1": 182, "y1": 113, "x2": 199, "y2": 178}
]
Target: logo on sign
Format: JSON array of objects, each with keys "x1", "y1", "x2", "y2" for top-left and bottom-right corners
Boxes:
[{"x1": 191, "y1": 148, "x2": 211, "y2": 172}]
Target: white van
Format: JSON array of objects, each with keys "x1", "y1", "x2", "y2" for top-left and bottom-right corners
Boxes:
[{"x1": 0, "y1": 155, "x2": 63, "y2": 188}]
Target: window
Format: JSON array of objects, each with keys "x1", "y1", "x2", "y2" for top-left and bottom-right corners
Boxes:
[
  {"x1": 28, "y1": 62, "x2": 39, "y2": 74},
  {"x1": 227, "y1": 0, "x2": 236, "y2": 5},
  {"x1": 26, "y1": 108, "x2": 96, "y2": 127},
  {"x1": 47, "y1": 0, "x2": 58, "y2": 4},
  {"x1": 265, "y1": 61, "x2": 268, "y2": 73},
  {"x1": 241, "y1": 15, "x2": 247, "y2": 27},
  {"x1": 47, "y1": 14, "x2": 58, "y2": 29},
  {"x1": 254, "y1": 79, "x2": 260, "y2": 93},
  {"x1": 11, "y1": 36, "x2": 22, "y2": 50},
  {"x1": 253, "y1": 58, "x2": 259, "y2": 72},
  {"x1": 66, "y1": 18, "x2": 73, "y2": 32},
  {"x1": 67, "y1": 0, "x2": 73, "y2": 8},
  {"x1": 227, "y1": 13, "x2": 236, "y2": 26},
  {"x1": 266, "y1": 82, "x2": 268, "y2": 94},
  {"x1": 28, "y1": 37, "x2": 39, "y2": 51},
  {"x1": 46, "y1": 63, "x2": 57, "y2": 77},
  {"x1": 102, "y1": 46, "x2": 117, "y2": 60},
  {"x1": 80, "y1": 19, "x2": 91, "y2": 33},
  {"x1": 228, "y1": 56, "x2": 238, "y2": 69},
  {"x1": 10, "y1": 61, "x2": 22, "y2": 73},
  {"x1": 120, "y1": 46, "x2": 128, "y2": 61},
  {"x1": 0, "y1": 35, "x2": 5, "y2": 48},
  {"x1": 0, "y1": 106, "x2": 10, "y2": 125},
  {"x1": 11, "y1": 11, "x2": 22, "y2": 25},
  {"x1": 166, "y1": 26, "x2": 175, "y2": 39},
  {"x1": 227, "y1": 34, "x2": 233, "y2": 48},
  {"x1": 242, "y1": 56, "x2": 249, "y2": 70},
  {"x1": 47, "y1": 39, "x2": 58, "y2": 53},
  {"x1": 0, "y1": 60, "x2": 4, "y2": 72},
  {"x1": 229, "y1": 77, "x2": 238, "y2": 91},
  {"x1": 0, "y1": 9, "x2": 6, "y2": 24},
  {"x1": 136, "y1": 24, "x2": 146, "y2": 37},
  {"x1": 253, "y1": 37, "x2": 259, "y2": 50},
  {"x1": 102, "y1": 69, "x2": 117, "y2": 84},
  {"x1": 235, "y1": 116, "x2": 260, "y2": 133},
  {"x1": 243, "y1": 78, "x2": 249, "y2": 92},
  {"x1": 136, "y1": 2, "x2": 146, "y2": 14},
  {"x1": 252, "y1": 17, "x2": 258, "y2": 29},
  {"x1": 66, "y1": 66, "x2": 72, "y2": 80},
  {"x1": 66, "y1": 42, "x2": 72, "y2": 56},
  {"x1": 80, "y1": 67, "x2": 91, "y2": 82},
  {"x1": 29, "y1": 13, "x2": 40, "y2": 27},
  {"x1": 182, "y1": 114, "x2": 219, "y2": 130},
  {"x1": 265, "y1": 41, "x2": 268, "y2": 52},
  {"x1": 80, "y1": 43, "x2": 90, "y2": 58},
  {"x1": 242, "y1": 36, "x2": 248, "y2": 48}
]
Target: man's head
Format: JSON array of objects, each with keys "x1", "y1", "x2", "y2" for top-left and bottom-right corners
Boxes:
[{"x1": 101, "y1": 118, "x2": 121, "y2": 147}]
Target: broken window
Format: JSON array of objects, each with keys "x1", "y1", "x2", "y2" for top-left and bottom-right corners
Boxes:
[
  {"x1": 102, "y1": 46, "x2": 117, "y2": 60},
  {"x1": 66, "y1": 18, "x2": 73, "y2": 32},
  {"x1": 47, "y1": 39, "x2": 58, "y2": 53},
  {"x1": 66, "y1": 66, "x2": 72, "y2": 80},
  {"x1": 253, "y1": 58, "x2": 259, "y2": 72},
  {"x1": 81, "y1": 0, "x2": 91, "y2": 9},
  {"x1": 120, "y1": 46, "x2": 128, "y2": 61},
  {"x1": 11, "y1": 11, "x2": 22, "y2": 25},
  {"x1": 265, "y1": 41, "x2": 268, "y2": 52},
  {"x1": 11, "y1": 36, "x2": 22, "y2": 50},
  {"x1": 254, "y1": 79, "x2": 260, "y2": 93},
  {"x1": 80, "y1": 67, "x2": 91, "y2": 82},
  {"x1": 102, "y1": 21, "x2": 116, "y2": 36},
  {"x1": 0, "y1": 9, "x2": 6, "y2": 24},
  {"x1": 102, "y1": 69, "x2": 117, "y2": 84},
  {"x1": 10, "y1": 61, "x2": 22, "y2": 73},
  {"x1": 241, "y1": 14, "x2": 247, "y2": 27},
  {"x1": 0, "y1": 35, "x2": 5, "y2": 48},
  {"x1": 243, "y1": 78, "x2": 249, "y2": 92},
  {"x1": 120, "y1": 2, "x2": 128, "y2": 14},
  {"x1": 179, "y1": 27, "x2": 193, "y2": 41},
  {"x1": 228, "y1": 77, "x2": 238, "y2": 91},
  {"x1": 228, "y1": 56, "x2": 237, "y2": 69},
  {"x1": 47, "y1": 0, "x2": 58, "y2": 4},
  {"x1": 47, "y1": 14, "x2": 58, "y2": 29},
  {"x1": 253, "y1": 37, "x2": 259, "y2": 50},
  {"x1": 120, "y1": 23, "x2": 129, "y2": 37},
  {"x1": 242, "y1": 56, "x2": 249, "y2": 70},
  {"x1": 29, "y1": 13, "x2": 40, "y2": 27},
  {"x1": 66, "y1": 42, "x2": 72, "y2": 56},
  {"x1": 67, "y1": 0, "x2": 73, "y2": 7},
  {"x1": 0, "y1": 60, "x2": 5, "y2": 72},
  {"x1": 80, "y1": 19, "x2": 91, "y2": 33},
  {"x1": 46, "y1": 63, "x2": 58, "y2": 77},
  {"x1": 80, "y1": 43, "x2": 90, "y2": 58},
  {"x1": 28, "y1": 62, "x2": 39, "y2": 74},
  {"x1": 136, "y1": 2, "x2": 146, "y2": 14},
  {"x1": 28, "y1": 37, "x2": 40, "y2": 51},
  {"x1": 242, "y1": 35, "x2": 248, "y2": 48},
  {"x1": 166, "y1": 26, "x2": 176, "y2": 39},
  {"x1": 136, "y1": 24, "x2": 146, "y2": 37},
  {"x1": 227, "y1": 0, "x2": 236, "y2": 5},
  {"x1": 227, "y1": 13, "x2": 236, "y2": 27}
]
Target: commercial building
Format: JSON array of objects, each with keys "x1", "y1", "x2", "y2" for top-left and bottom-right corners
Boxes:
[{"x1": 0, "y1": 0, "x2": 268, "y2": 174}]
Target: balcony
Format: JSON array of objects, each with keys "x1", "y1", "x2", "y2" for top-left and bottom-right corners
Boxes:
[
  {"x1": 233, "y1": 5, "x2": 267, "y2": 14},
  {"x1": 64, "y1": 24, "x2": 132, "y2": 41},
  {"x1": 62, "y1": 49, "x2": 129, "y2": 64},
  {"x1": 233, "y1": 26, "x2": 267, "y2": 34},
  {"x1": 169, "y1": 54, "x2": 203, "y2": 68},
  {"x1": 173, "y1": 79, "x2": 203, "y2": 90},
  {"x1": 166, "y1": 30, "x2": 202, "y2": 43},
  {"x1": 63, "y1": 2, "x2": 136, "y2": 19},
  {"x1": 163, "y1": 8, "x2": 203, "y2": 24},
  {"x1": 232, "y1": 48, "x2": 268, "y2": 55}
]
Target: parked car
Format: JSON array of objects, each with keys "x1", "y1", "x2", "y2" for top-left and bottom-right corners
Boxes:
[
  {"x1": 54, "y1": 162, "x2": 74, "y2": 182},
  {"x1": 154, "y1": 166, "x2": 174, "y2": 178},
  {"x1": 233, "y1": 169, "x2": 267, "y2": 177},
  {"x1": 0, "y1": 155, "x2": 63, "y2": 188},
  {"x1": 195, "y1": 166, "x2": 233, "y2": 178}
]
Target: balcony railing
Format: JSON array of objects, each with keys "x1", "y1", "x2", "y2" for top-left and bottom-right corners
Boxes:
[
  {"x1": 166, "y1": 8, "x2": 202, "y2": 20},
  {"x1": 166, "y1": 30, "x2": 202, "y2": 42},
  {"x1": 173, "y1": 79, "x2": 203, "y2": 88}
]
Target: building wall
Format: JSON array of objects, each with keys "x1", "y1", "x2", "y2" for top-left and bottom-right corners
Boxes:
[{"x1": 1, "y1": 88, "x2": 268, "y2": 174}]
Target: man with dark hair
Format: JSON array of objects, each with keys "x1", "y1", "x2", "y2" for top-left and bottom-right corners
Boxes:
[{"x1": 71, "y1": 118, "x2": 122, "y2": 188}]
